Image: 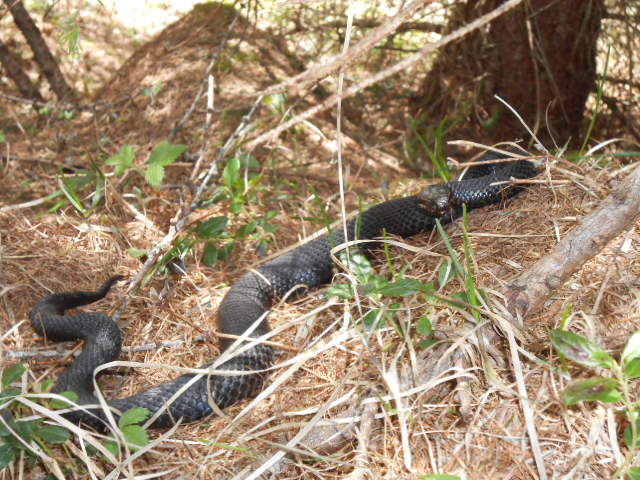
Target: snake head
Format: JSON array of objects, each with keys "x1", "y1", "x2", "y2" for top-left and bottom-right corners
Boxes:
[{"x1": 418, "y1": 183, "x2": 453, "y2": 215}]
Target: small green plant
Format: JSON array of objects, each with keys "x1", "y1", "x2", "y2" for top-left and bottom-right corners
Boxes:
[
  {"x1": 54, "y1": 167, "x2": 106, "y2": 216},
  {"x1": 328, "y1": 206, "x2": 483, "y2": 348},
  {"x1": 0, "y1": 364, "x2": 70, "y2": 469},
  {"x1": 1, "y1": 363, "x2": 151, "y2": 472},
  {"x1": 101, "y1": 408, "x2": 150, "y2": 459},
  {"x1": 406, "y1": 116, "x2": 457, "y2": 181},
  {"x1": 328, "y1": 246, "x2": 436, "y2": 340},
  {"x1": 550, "y1": 329, "x2": 640, "y2": 479},
  {"x1": 303, "y1": 186, "x2": 336, "y2": 228},
  {"x1": 58, "y1": 13, "x2": 82, "y2": 57},
  {"x1": 121, "y1": 152, "x2": 279, "y2": 272},
  {"x1": 434, "y1": 206, "x2": 484, "y2": 321},
  {"x1": 194, "y1": 153, "x2": 279, "y2": 265},
  {"x1": 142, "y1": 82, "x2": 164, "y2": 105},
  {"x1": 106, "y1": 140, "x2": 187, "y2": 188}
]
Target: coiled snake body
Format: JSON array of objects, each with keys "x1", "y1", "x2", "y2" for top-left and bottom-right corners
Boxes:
[{"x1": 30, "y1": 154, "x2": 538, "y2": 429}]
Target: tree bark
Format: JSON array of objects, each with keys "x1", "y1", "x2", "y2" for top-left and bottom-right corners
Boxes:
[
  {"x1": 4, "y1": 0, "x2": 75, "y2": 102},
  {"x1": 408, "y1": 0, "x2": 604, "y2": 161},
  {"x1": 0, "y1": 39, "x2": 44, "y2": 101}
]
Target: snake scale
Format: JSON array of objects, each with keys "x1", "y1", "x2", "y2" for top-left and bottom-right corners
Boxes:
[{"x1": 29, "y1": 152, "x2": 538, "y2": 430}]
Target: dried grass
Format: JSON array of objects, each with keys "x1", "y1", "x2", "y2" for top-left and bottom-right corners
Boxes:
[{"x1": 1, "y1": 2, "x2": 640, "y2": 480}]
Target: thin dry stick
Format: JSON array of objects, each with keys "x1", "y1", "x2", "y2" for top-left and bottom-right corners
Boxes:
[
  {"x1": 505, "y1": 164, "x2": 640, "y2": 320},
  {"x1": 246, "y1": 0, "x2": 524, "y2": 151},
  {"x1": 189, "y1": 74, "x2": 215, "y2": 180},
  {"x1": 259, "y1": 0, "x2": 436, "y2": 97}
]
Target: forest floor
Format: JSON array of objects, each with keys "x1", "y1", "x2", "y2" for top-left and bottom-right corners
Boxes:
[{"x1": 1, "y1": 2, "x2": 639, "y2": 479}]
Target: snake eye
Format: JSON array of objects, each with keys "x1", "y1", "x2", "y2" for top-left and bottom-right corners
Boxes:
[{"x1": 419, "y1": 184, "x2": 452, "y2": 215}]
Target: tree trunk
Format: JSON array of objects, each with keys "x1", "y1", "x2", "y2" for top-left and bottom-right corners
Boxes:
[
  {"x1": 408, "y1": 0, "x2": 604, "y2": 165},
  {"x1": 0, "y1": 39, "x2": 44, "y2": 101},
  {"x1": 4, "y1": 0, "x2": 75, "y2": 102}
]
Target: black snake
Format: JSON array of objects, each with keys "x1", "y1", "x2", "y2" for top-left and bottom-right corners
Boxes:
[{"x1": 29, "y1": 152, "x2": 538, "y2": 430}]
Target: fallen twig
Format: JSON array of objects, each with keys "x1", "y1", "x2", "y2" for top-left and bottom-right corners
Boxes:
[
  {"x1": 505, "y1": 164, "x2": 640, "y2": 320},
  {"x1": 4, "y1": 331, "x2": 300, "y2": 360}
]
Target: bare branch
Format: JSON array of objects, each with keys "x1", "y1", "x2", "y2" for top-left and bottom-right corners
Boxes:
[
  {"x1": 260, "y1": 0, "x2": 437, "y2": 97},
  {"x1": 246, "y1": 0, "x2": 524, "y2": 151},
  {"x1": 505, "y1": 164, "x2": 640, "y2": 320}
]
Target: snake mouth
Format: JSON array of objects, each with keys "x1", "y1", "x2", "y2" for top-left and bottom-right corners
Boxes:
[{"x1": 418, "y1": 183, "x2": 453, "y2": 215}]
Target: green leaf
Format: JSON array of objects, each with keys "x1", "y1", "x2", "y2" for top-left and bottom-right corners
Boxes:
[
  {"x1": 0, "y1": 420, "x2": 11, "y2": 437},
  {"x1": 445, "y1": 291, "x2": 470, "y2": 309},
  {"x1": 417, "y1": 315, "x2": 433, "y2": 337},
  {"x1": 217, "y1": 243, "x2": 235, "y2": 261},
  {"x1": 122, "y1": 425, "x2": 148, "y2": 448},
  {"x1": 378, "y1": 278, "x2": 424, "y2": 297},
  {"x1": 37, "y1": 425, "x2": 70, "y2": 444},
  {"x1": 128, "y1": 247, "x2": 148, "y2": 259},
  {"x1": 435, "y1": 220, "x2": 464, "y2": 277},
  {"x1": 256, "y1": 239, "x2": 269, "y2": 256},
  {"x1": 419, "y1": 338, "x2": 438, "y2": 350},
  {"x1": 341, "y1": 251, "x2": 373, "y2": 281},
  {"x1": 0, "y1": 387, "x2": 19, "y2": 399},
  {"x1": 624, "y1": 416, "x2": 640, "y2": 448},
  {"x1": 149, "y1": 141, "x2": 187, "y2": 167},
  {"x1": 363, "y1": 309, "x2": 385, "y2": 329},
  {"x1": 438, "y1": 260, "x2": 455, "y2": 289},
  {"x1": 203, "y1": 242, "x2": 218, "y2": 266},
  {"x1": 238, "y1": 152, "x2": 260, "y2": 170},
  {"x1": 145, "y1": 162, "x2": 164, "y2": 187},
  {"x1": 549, "y1": 329, "x2": 614, "y2": 369},
  {"x1": 622, "y1": 332, "x2": 640, "y2": 366},
  {"x1": 560, "y1": 304, "x2": 572, "y2": 330},
  {"x1": 237, "y1": 220, "x2": 257, "y2": 237},
  {"x1": 628, "y1": 467, "x2": 640, "y2": 480},
  {"x1": 91, "y1": 168, "x2": 106, "y2": 210},
  {"x1": 118, "y1": 408, "x2": 149, "y2": 428},
  {"x1": 0, "y1": 130, "x2": 6, "y2": 143},
  {"x1": 563, "y1": 377, "x2": 622, "y2": 405},
  {"x1": 40, "y1": 378, "x2": 55, "y2": 392},
  {"x1": 328, "y1": 284, "x2": 355, "y2": 300},
  {"x1": 196, "y1": 216, "x2": 229, "y2": 238},
  {"x1": 624, "y1": 357, "x2": 640, "y2": 380},
  {"x1": 60, "y1": 175, "x2": 87, "y2": 215},
  {"x1": 103, "y1": 440, "x2": 119, "y2": 459},
  {"x1": 51, "y1": 391, "x2": 78, "y2": 409},
  {"x1": 2, "y1": 364, "x2": 26, "y2": 388},
  {"x1": 0, "y1": 443, "x2": 17, "y2": 469},
  {"x1": 223, "y1": 156, "x2": 241, "y2": 189},
  {"x1": 105, "y1": 144, "x2": 136, "y2": 176},
  {"x1": 12, "y1": 419, "x2": 39, "y2": 442}
]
